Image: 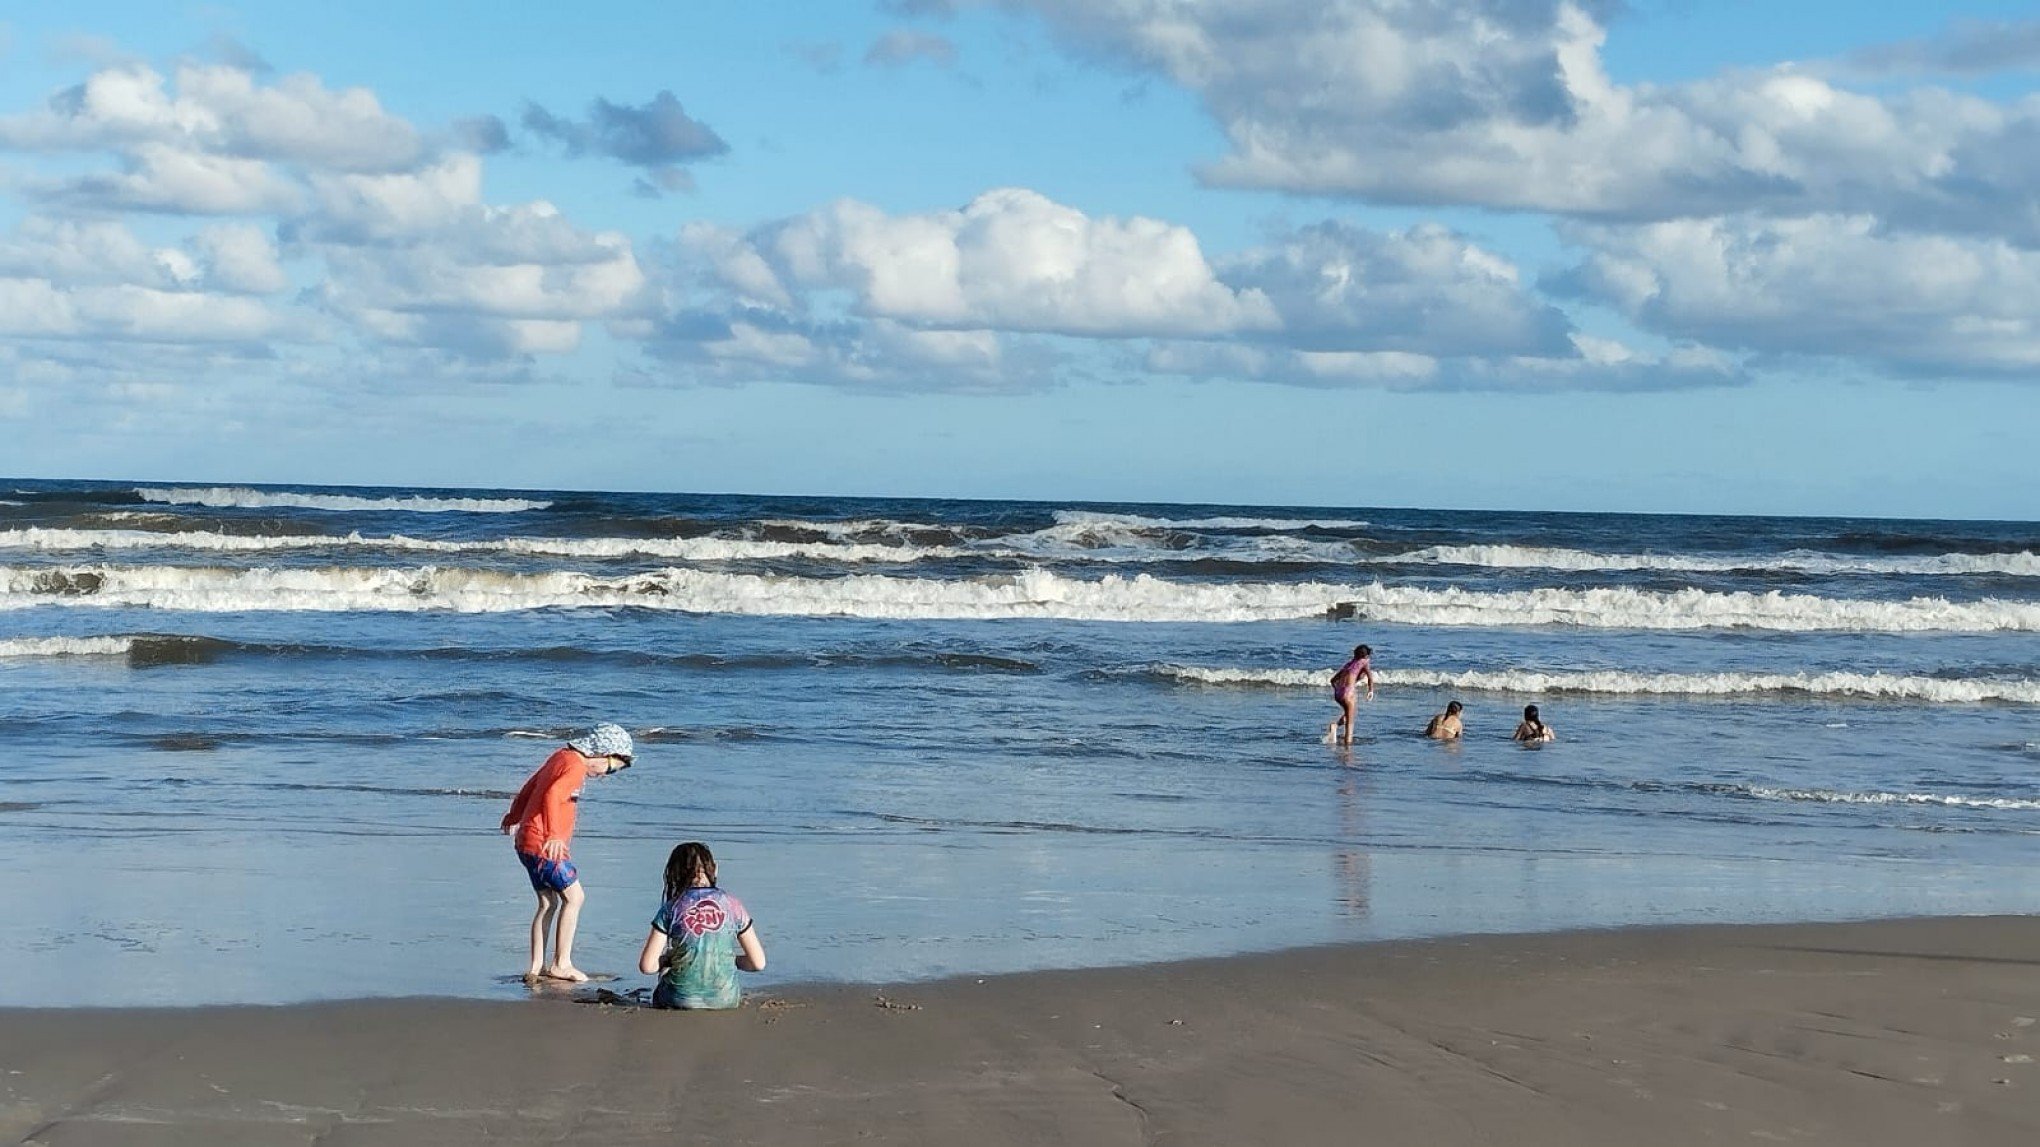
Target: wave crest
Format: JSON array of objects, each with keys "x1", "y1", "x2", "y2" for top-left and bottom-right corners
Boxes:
[
  {"x1": 6, "y1": 564, "x2": 2039, "y2": 630},
  {"x1": 135, "y1": 487, "x2": 550, "y2": 514},
  {"x1": 1149, "y1": 664, "x2": 2040, "y2": 704}
]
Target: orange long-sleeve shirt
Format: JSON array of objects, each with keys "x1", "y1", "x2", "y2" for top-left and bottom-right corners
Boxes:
[{"x1": 501, "y1": 748, "x2": 589, "y2": 856}]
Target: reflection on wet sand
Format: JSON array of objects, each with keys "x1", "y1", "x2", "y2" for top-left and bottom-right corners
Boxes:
[{"x1": 1334, "y1": 756, "x2": 1371, "y2": 920}]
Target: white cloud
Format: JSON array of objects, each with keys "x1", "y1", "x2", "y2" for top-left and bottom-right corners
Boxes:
[
  {"x1": 651, "y1": 185, "x2": 1764, "y2": 391},
  {"x1": 689, "y1": 188, "x2": 1276, "y2": 337},
  {"x1": 1147, "y1": 332, "x2": 1739, "y2": 391},
  {"x1": 0, "y1": 62, "x2": 422, "y2": 171},
  {"x1": 194, "y1": 224, "x2": 289, "y2": 294},
  {"x1": 1216, "y1": 221, "x2": 1573, "y2": 355},
  {"x1": 1564, "y1": 214, "x2": 2040, "y2": 375},
  {"x1": 0, "y1": 277, "x2": 294, "y2": 343},
  {"x1": 41, "y1": 140, "x2": 302, "y2": 214},
  {"x1": 988, "y1": 1, "x2": 2040, "y2": 238}
]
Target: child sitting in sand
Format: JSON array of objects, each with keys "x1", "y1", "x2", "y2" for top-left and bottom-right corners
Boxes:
[
  {"x1": 1512, "y1": 705, "x2": 1556, "y2": 743},
  {"x1": 639, "y1": 841, "x2": 766, "y2": 1009},
  {"x1": 1325, "y1": 644, "x2": 1375, "y2": 746},
  {"x1": 1424, "y1": 700, "x2": 1464, "y2": 740},
  {"x1": 501, "y1": 723, "x2": 636, "y2": 982}
]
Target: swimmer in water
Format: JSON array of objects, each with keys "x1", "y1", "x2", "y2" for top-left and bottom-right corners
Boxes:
[
  {"x1": 1423, "y1": 700, "x2": 1464, "y2": 740},
  {"x1": 1325, "y1": 644, "x2": 1375, "y2": 746},
  {"x1": 1512, "y1": 704, "x2": 1556, "y2": 743}
]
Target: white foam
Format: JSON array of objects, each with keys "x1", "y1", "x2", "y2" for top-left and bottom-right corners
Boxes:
[
  {"x1": 1053, "y1": 510, "x2": 1369, "y2": 532},
  {"x1": 0, "y1": 635, "x2": 135, "y2": 658},
  {"x1": 135, "y1": 487, "x2": 550, "y2": 514},
  {"x1": 7, "y1": 563, "x2": 2040, "y2": 631},
  {"x1": 1392, "y1": 544, "x2": 2040, "y2": 578},
  {"x1": 0, "y1": 527, "x2": 952, "y2": 564},
  {"x1": 1739, "y1": 786, "x2": 2040, "y2": 811},
  {"x1": 1150, "y1": 664, "x2": 2040, "y2": 704}
]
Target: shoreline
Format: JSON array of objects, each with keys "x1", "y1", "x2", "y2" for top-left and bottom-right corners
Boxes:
[{"x1": 8, "y1": 915, "x2": 2040, "y2": 1144}]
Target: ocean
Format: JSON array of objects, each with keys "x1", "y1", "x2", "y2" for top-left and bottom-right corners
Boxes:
[{"x1": 2, "y1": 479, "x2": 2037, "y2": 1006}]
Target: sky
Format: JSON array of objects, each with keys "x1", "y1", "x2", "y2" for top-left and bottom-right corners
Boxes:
[{"x1": 1, "y1": 1, "x2": 2038, "y2": 519}]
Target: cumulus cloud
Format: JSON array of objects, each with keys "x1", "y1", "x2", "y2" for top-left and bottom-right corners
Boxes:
[
  {"x1": 979, "y1": 0, "x2": 2040, "y2": 239},
  {"x1": 38, "y1": 142, "x2": 303, "y2": 214},
  {"x1": 0, "y1": 215, "x2": 289, "y2": 308},
  {"x1": 651, "y1": 187, "x2": 1730, "y2": 392},
  {"x1": 0, "y1": 52, "x2": 662, "y2": 369},
  {"x1": 644, "y1": 308, "x2": 1055, "y2": 392},
  {"x1": 0, "y1": 62, "x2": 423, "y2": 171},
  {"x1": 521, "y1": 91, "x2": 727, "y2": 195},
  {"x1": 1216, "y1": 222, "x2": 1574, "y2": 356},
  {"x1": 1561, "y1": 214, "x2": 2040, "y2": 376},
  {"x1": 193, "y1": 224, "x2": 289, "y2": 293},
  {"x1": 683, "y1": 188, "x2": 1277, "y2": 337},
  {"x1": 865, "y1": 30, "x2": 960, "y2": 68}
]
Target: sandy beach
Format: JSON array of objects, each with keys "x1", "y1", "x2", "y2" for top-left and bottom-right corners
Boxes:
[{"x1": 6, "y1": 915, "x2": 2039, "y2": 1145}]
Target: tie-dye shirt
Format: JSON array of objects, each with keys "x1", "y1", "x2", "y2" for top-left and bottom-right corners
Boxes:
[{"x1": 650, "y1": 887, "x2": 752, "y2": 1009}]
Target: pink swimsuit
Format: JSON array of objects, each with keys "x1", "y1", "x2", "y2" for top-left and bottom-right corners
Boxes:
[{"x1": 1331, "y1": 657, "x2": 1369, "y2": 700}]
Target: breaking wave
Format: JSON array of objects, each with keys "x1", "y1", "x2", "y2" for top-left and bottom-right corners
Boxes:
[
  {"x1": 135, "y1": 487, "x2": 550, "y2": 514},
  {"x1": 1729, "y1": 785, "x2": 2040, "y2": 811},
  {"x1": 1052, "y1": 510, "x2": 1370, "y2": 532},
  {"x1": 5, "y1": 563, "x2": 2040, "y2": 630},
  {"x1": 0, "y1": 633, "x2": 231, "y2": 664},
  {"x1": 1394, "y1": 544, "x2": 2040, "y2": 578},
  {"x1": 0, "y1": 527, "x2": 951, "y2": 564},
  {"x1": 1148, "y1": 664, "x2": 2040, "y2": 704}
]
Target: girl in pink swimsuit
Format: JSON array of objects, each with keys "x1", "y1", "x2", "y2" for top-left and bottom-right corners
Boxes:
[{"x1": 1325, "y1": 644, "x2": 1375, "y2": 746}]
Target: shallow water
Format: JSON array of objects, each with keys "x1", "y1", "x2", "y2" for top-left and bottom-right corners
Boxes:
[{"x1": 2, "y1": 481, "x2": 2037, "y2": 1005}]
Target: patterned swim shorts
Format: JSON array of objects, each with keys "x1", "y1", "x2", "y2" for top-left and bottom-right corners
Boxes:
[{"x1": 517, "y1": 851, "x2": 579, "y2": 893}]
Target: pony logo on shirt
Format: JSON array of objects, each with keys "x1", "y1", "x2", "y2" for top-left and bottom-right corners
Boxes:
[{"x1": 681, "y1": 899, "x2": 727, "y2": 936}]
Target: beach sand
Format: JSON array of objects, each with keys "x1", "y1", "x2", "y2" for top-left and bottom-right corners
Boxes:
[{"x1": 6, "y1": 915, "x2": 2039, "y2": 1145}]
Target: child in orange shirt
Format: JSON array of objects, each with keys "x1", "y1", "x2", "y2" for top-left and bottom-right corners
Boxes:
[{"x1": 501, "y1": 723, "x2": 635, "y2": 982}]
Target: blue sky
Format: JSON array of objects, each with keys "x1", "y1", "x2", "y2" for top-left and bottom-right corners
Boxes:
[{"x1": 2, "y1": 2, "x2": 2038, "y2": 518}]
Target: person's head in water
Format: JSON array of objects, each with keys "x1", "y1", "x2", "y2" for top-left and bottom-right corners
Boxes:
[
  {"x1": 1446, "y1": 701, "x2": 1463, "y2": 716},
  {"x1": 663, "y1": 842, "x2": 717, "y2": 901},
  {"x1": 1353, "y1": 644, "x2": 1372, "y2": 660},
  {"x1": 1522, "y1": 704, "x2": 1542, "y2": 727}
]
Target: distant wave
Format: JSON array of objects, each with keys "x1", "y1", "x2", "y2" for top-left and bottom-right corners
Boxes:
[
  {"x1": 22, "y1": 526, "x2": 2032, "y2": 578},
  {"x1": 1394, "y1": 544, "x2": 2040, "y2": 578},
  {"x1": 0, "y1": 527, "x2": 953, "y2": 564},
  {"x1": 1052, "y1": 510, "x2": 1370, "y2": 532},
  {"x1": 0, "y1": 633, "x2": 229, "y2": 664},
  {"x1": 7, "y1": 563, "x2": 2040, "y2": 630},
  {"x1": 1149, "y1": 664, "x2": 2040, "y2": 704},
  {"x1": 1729, "y1": 785, "x2": 2040, "y2": 811},
  {"x1": 0, "y1": 523, "x2": 1370, "y2": 566},
  {"x1": 0, "y1": 635, "x2": 137, "y2": 658},
  {"x1": 135, "y1": 487, "x2": 550, "y2": 514}
]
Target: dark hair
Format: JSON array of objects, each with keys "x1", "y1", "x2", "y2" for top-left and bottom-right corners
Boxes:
[
  {"x1": 1353, "y1": 644, "x2": 1372, "y2": 659},
  {"x1": 663, "y1": 841, "x2": 717, "y2": 902},
  {"x1": 1522, "y1": 704, "x2": 1544, "y2": 732},
  {"x1": 1446, "y1": 700, "x2": 1462, "y2": 715}
]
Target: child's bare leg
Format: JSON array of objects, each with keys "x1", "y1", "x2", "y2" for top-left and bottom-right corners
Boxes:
[
  {"x1": 526, "y1": 890, "x2": 560, "y2": 978},
  {"x1": 545, "y1": 881, "x2": 589, "y2": 981},
  {"x1": 1338, "y1": 696, "x2": 1357, "y2": 745}
]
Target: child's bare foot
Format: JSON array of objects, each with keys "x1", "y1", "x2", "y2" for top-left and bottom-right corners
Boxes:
[
  {"x1": 544, "y1": 964, "x2": 590, "y2": 983},
  {"x1": 522, "y1": 968, "x2": 544, "y2": 983}
]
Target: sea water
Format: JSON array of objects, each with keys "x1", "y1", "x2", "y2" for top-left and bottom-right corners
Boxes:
[{"x1": 1, "y1": 480, "x2": 2036, "y2": 1005}]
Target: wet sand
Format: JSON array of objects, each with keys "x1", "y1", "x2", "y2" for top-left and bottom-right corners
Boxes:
[{"x1": 6, "y1": 916, "x2": 2040, "y2": 1145}]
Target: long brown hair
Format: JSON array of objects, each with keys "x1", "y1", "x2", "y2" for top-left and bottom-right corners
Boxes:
[{"x1": 663, "y1": 842, "x2": 717, "y2": 902}]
